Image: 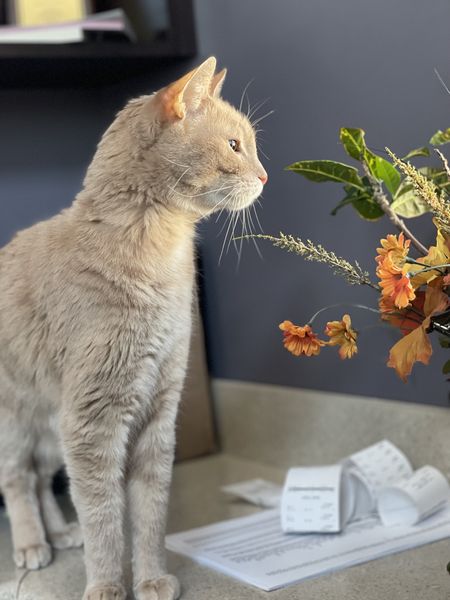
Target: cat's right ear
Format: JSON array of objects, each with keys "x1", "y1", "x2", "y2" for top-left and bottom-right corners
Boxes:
[
  {"x1": 210, "y1": 68, "x2": 227, "y2": 98},
  {"x1": 153, "y1": 57, "x2": 217, "y2": 122}
]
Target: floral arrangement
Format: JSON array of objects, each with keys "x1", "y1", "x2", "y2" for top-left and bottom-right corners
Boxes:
[{"x1": 244, "y1": 127, "x2": 450, "y2": 381}]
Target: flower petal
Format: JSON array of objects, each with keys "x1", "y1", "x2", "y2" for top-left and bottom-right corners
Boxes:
[{"x1": 387, "y1": 317, "x2": 432, "y2": 382}]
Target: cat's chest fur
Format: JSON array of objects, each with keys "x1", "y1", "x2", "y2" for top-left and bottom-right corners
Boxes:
[{"x1": 0, "y1": 213, "x2": 196, "y2": 421}]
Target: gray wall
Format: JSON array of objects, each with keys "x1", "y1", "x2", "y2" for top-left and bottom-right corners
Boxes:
[{"x1": 1, "y1": 0, "x2": 450, "y2": 406}]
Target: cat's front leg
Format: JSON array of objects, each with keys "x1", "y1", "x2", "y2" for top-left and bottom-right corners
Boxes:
[
  {"x1": 61, "y1": 387, "x2": 132, "y2": 600},
  {"x1": 128, "y1": 389, "x2": 181, "y2": 600}
]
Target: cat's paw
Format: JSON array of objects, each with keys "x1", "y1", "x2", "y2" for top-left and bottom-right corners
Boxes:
[
  {"x1": 13, "y1": 542, "x2": 52, "y2": 570},
  {"x1": 135, "y1": 575, "x2": 180, "y2": 600},
  {"x1": 83, "y1": 583, "x2": 126, "y2": 600},
  {"x1": 49, "y1": 521, "x2": 83, "y2": 549}
]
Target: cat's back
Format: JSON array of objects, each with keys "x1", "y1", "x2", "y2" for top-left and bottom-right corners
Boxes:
[{"x1": 0, "y1": 212, "x2": 67, "y2": 299}]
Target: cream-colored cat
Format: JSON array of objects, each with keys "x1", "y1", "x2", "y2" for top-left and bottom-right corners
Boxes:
[{"x1": 0, "y1": 57, "x2": 266, "y2": 600}]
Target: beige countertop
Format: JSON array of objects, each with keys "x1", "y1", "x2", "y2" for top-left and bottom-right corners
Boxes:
[{"x1": 1, "y1": 453, "x2": 450, "y2": 599}]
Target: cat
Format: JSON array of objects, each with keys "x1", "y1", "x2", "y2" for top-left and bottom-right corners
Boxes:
[{"x1": 0, "y1": 56, "x2": 267, "y2": 600}]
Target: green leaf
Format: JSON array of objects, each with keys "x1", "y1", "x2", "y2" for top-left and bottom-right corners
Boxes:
[
  {"x1": 330, "y1": 196, "x2": 355, "y2": 216},
  {"x1": 285, "y1": 160, "x2": 365, "y2": 192},
  {"x1": 439, "y1": 336, "x2": 450, "y2": 349},
  {"x1": 402, "y1": 146, "x2": 430, "y2": 160},
  {"x1": 332, "y1": 183, "x2": 384, "y2": 221},
  {"x1": 363, "y1": 149, "x2": 401, "y2": 197},
  {"x1": 340, "y1": 127, "x2": 366, "y2": 160},
  {"x1": 430, "y1": 128, "x2": 450, "y2": 146},
  {"x1": 391, "y1": 183, "x2": 430, "y2": 218},
  {"x1": 373, "y1": 156, "x2": 401, "y2": 196},
  {"x1": 419, "y1": 167, "x2": 450, "y2": 190},
  {"x1": 443, "y1": 359, "x2": 450, "y2": 375}
]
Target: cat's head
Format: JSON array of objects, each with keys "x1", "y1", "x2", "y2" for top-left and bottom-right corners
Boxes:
[
  {"x1": 148, "y1": 57, "x2": 267, "y2": 218},
  {"x1": 89, "y1": 57, "x2": 267, "y2": 219},
  {"x1": 145, "y1": 56, "x2": 267, "y2": 218}
]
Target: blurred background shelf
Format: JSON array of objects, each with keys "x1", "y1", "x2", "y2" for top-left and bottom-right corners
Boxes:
[{"x1": 0, "y1": 0, "x2": 196, "y2": 87}]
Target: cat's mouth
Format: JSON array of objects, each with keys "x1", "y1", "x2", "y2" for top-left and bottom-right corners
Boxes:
[{"x1": 220, "y1": 179, "x2": 263, "y2": 213}]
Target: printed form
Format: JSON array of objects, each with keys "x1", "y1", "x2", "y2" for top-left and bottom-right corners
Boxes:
[{"x1": 166, "y1": 504, "x2": 450, "y2": 591}]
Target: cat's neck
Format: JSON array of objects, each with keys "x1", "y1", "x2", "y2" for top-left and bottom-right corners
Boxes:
[{"x1": 69, "y1": 184, "x2": 196, "y2": 282}]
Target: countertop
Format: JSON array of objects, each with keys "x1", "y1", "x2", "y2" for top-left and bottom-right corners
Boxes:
[{"x1": 1, "y1": 453, "x2": 449, "y2": 599}]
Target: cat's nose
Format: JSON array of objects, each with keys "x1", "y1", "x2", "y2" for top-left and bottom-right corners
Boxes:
[{"x1": 258, "y1": 172, "x2": 268, "y2": 185}]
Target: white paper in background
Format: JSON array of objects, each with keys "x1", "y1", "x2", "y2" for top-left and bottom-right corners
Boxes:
[
  {"x1": 378, "y1": 465, "x2": 450, "y2": 526},
  {"x1": 280, "y1": 465, "x2": 353, "y2": 533},
  {"x1": 166, "y1": 503, "x2": 450, "y2": 591},
  {"x1": 221, "y1": 479, "x2": 282, "y2": 508}
]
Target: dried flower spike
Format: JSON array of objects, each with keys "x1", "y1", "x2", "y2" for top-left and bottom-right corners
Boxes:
[
  {"x1": 244, "y1": 233, "x2": 377, "y2": 289},
  {"x1": 387, "y1": 148, "x2": 450, "y2": 232}
]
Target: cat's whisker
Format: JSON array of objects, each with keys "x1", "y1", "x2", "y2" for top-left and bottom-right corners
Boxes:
[
  {"x1": 239, "y1": 78, "x2": 254, "y2": 113},
  {"x1": 251, "y1": 110, "x2": 275, "y2": 128},
  {"x1": 248, "y1": 97, "x2": 270, "y2": 121},
  {"x1": 235, "y1": 209, "x2": 247, "y2": 269},
  {"x1": 227, "y1": 210, "x2": 241, "y2": 257},
  {"x1": 218, "y1": 209, "x2": 236, "y2": 264},
  {"x1": 169, "y1": 184, "x2": 234, "y2": 198},
  {"x1": 223, "y1": 211, "x2": 236, "y2": 257},
  {"x1": 247, "y1": 206, "x2": 264, "y2": 259},
  {"x1": 203, "y1": 188, "x2": 235, "y2": 220},
  {"x1": 217, "y1": 196, "x2": 236, "y2": 235},
  {"x1": 215, "y1": 192, "x2": 233, "y2": 224},
  {"x1": 170, "y1": 165, "x2": 191, "y2": 195},
  {"x1": 246, "y1": 205, "x2": 257, "y2": 233},
  {"x1": 218, "y1": 189, "x2": 240, "y2": 262},
  {"x1": 160, "y1": 155, "x2": 191, "y2": 169},
  {"x1": 256, "y1": 144, "x2": 270, "y2": 161},
  {"x1": 251, "y1": 201, "x2": 264, "y2": 233},
  {"x1": 434, "y1": 68, "x2": 450, "y2": 96}
]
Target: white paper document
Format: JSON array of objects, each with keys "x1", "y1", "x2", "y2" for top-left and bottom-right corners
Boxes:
[
  {"x1": 166, "y1": 504, "x2": 450, "y2": 591},
  {"x1": 221, "y1": 479, "x2": 282, "y2": 508}
]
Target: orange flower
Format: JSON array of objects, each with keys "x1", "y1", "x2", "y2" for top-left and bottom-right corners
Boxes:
[
  {"x1": 376, "y1": 233, "x2": 410, "y2": 268},
  {"x1": 387, "y1": 283, "x2": 450, "y2": 381},
  {"x1": 378, "y1": 294, "x2": 396, "y2": 316},
  {"x1": 325, "y1": 314, "x2": 358, "y2": 359},
  {"x1": 279, "y1": 321, "x2": 325, "y2": 356},
  {"x1": 377, "y1": 253, "x2": 415, "y2": 309},
  {"x1": 380, "y1": 292, "x2": 425, "y2": 336},
  {"x1": 409, "y1": 228, "x2": 450, "y2": 288}
]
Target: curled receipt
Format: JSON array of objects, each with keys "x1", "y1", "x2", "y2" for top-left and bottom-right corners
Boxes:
[
  {"x1": 344, "y1": 439, "x2": 414, "y2": 518},
  {"x1": 378, "y1": 465, "x2": 450, "y2": 526},
  {"x1": 281, "y1": 464, "x2": 354, "y2": 533},
  {"x1": 280, "y1": 440, "x2": 449, "y2": 533}
]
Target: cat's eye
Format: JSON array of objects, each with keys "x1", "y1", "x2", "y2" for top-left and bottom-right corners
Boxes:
[{"x1": 228, "y1": 139, "x2": 240, "y2": 152}]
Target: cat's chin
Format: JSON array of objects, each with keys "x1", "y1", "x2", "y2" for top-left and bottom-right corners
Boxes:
[{"x1": 227, "y1": 186, "x2": 263, "y2": 212}]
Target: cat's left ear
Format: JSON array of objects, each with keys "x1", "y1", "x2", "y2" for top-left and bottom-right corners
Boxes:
[{"x1": 155, "y1": 56, "x2": 217, "y2": 121}]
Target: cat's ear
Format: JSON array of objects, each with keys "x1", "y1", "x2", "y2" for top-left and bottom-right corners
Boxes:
[
  {"x1": 155, "y1": 56, "x2": 217, "y2": 121},
  {"x1": 210, "y1": 68, "x2": 227, "y2": 98}
]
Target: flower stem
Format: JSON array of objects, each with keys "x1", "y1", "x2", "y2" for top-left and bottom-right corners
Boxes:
[
  {"x1": 234, "y1": 233, "x2": 380, "y2": 290},
  {"x1": 408, "y1": 263, "x2": 450, "y2": 275},
  {"x1": 362, "y1": 164, "x2": 428, "y2": 256},
  {"x1": 307, "y1": 303, "x2": 381, "y2": 325}
]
